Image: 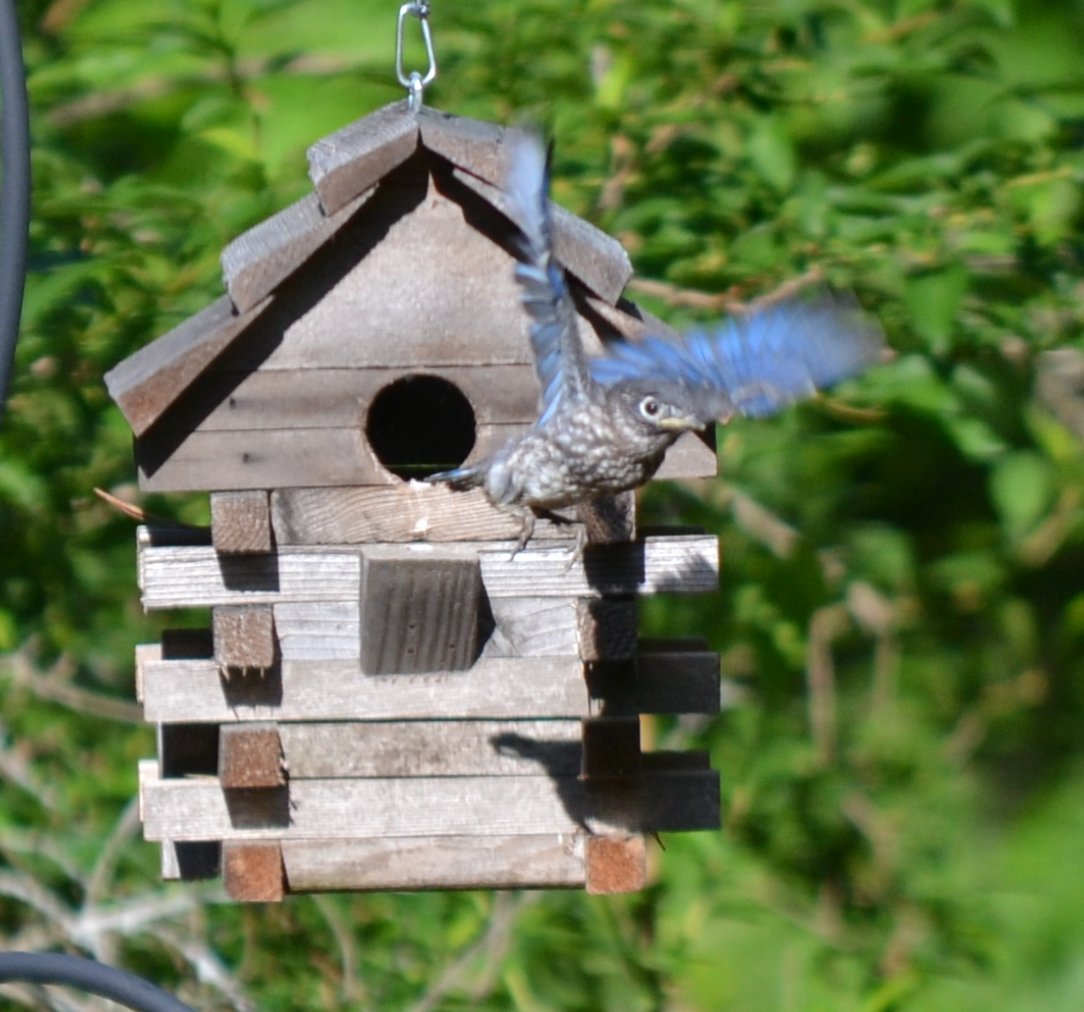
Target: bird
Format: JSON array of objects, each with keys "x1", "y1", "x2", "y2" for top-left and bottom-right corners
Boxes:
[{"x1": 425, "y1": 131, "x2": 887, "y2": 549}]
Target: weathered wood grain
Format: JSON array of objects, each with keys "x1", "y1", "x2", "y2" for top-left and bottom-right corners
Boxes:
[
  {"x1": 482, "y1": 597, "x2": 579, "y2": 658},
  {"x1": 278, "y1": 719, "x2": 583, "y2": 778},
  {"x1": 223, "y1": 840, "x2": 285, "y2": 902},
  {"x1": 274, "y1": 601, "x2": 360, "y2": 660},
  {"x1": 210, "y1": 490, "x2": 273, "y2": 555},
  {"x1": 137, "y1": 647, "x2": 589, "y2": 723},
  {"x1": 139, "y1": 762, "x2": 720, "y2": 840},
  {"x1": 137, "y1": 531, "x2": 719, "y2": 607},
  {"x1": 308, "y1": 100, "x2": 419, "y2": 214},
  {"x1": 272, "y1": 484, "x2": 574, "y2": 546},
  {"x1": 283, "y1": 834, "x2": 585, "y2": 891},
  {"x1": 219, "y1": 723, "x2": 285, "y2": 789},
  {"x1": 359, "y1": 554, "x2": 484, "y2": 673},
  {"x1": 584, "y1": 836, "x2": 646, "y2": 895},
  {"x1": 221, "y1": 190, "x2": 373, "y2": 313},
  {"x1": 105, "y1": 294, "x2": 271, "y2": 437},
  {"x1": 162, "y1": 365, "x2": 541, "y2": 433},
  {"x1": 213, "y1": 605, "x2": 276, "y2": 671},
  {"x1": 416, "y1": 107, "x2": 508, "y2": 185}
]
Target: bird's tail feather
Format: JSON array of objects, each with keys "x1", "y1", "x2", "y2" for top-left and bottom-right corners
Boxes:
[{"x1": 424, "y1": 464, "x2": 484, "y2": 490}]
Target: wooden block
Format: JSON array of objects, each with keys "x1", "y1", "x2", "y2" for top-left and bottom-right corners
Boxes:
[
  {"x1": 223, "y1": 840, "x2": 285, "y2": 902},
  {"x1": 138, "y1": 650, "x2": 589, "y2": 723},
  {"x1": 581, "y1": 716, "x2": 641, "y2": 778},
  {"x1": 222, "y1": 191, "x2": 374, "y2": 313},
  {"x1": 587, "y1": 652, "x2": 721, "y2": 716},
  {"x1": 213, "y1": 605, "x2": 276, "y2": 671},
  {"x1": 104, "y1": 294, "x2": 271, "y2": 437},
  {"x1": 280, "y1": 719, "x2": 582, "y2": 778},
  {"x1": 283, "y1": 834, "x2": 585, "y2": 892},
  {"x1": 359, "y1": 552, "x2": 485, "y2": 674},
  {"x1": 137, "y1": 531, "x2": 720, "y2": 608},
  {"x1": 641, "y1": 750, "x2": 712, "y2": 772},
  {"x1": 211, "y1": 491, "x2": 272, "y2": 555},
  {"x1": 272, "y1": 485, "x2": 574, "y2": 546},
  {"x1": 308, "y1": 101, "x2": 419, "y2": 214},
  {"x1": 585, "y1": 836, "x2": 646, "y2": 894},
  {"x1": 577, "y1": 598, "x2": 639, "y2": 661},
  {"x1": 219, "y1": 723, "x2": 284, "y2": 788}
]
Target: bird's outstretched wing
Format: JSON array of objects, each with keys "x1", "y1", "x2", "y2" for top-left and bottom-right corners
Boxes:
[
  {"x1": 505, "y1": 130, "x2": 589, "y2": 422},
  {"x1": 589, "y1": 296, "x2": 887, "y2": 422}
]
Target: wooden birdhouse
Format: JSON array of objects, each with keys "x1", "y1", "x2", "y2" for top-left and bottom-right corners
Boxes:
[{"x1": 105, "y1": 102, "x2": 722, "y2": 900}]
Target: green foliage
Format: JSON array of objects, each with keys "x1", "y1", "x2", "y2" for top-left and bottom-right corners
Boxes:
[{"x1": 4, "y1": 0, "x2": 1084, "y2": 1007}]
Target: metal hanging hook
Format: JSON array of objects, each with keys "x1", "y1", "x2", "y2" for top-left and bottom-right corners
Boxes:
[{"x1": 395, "y1": 2, "x2": 437, "y2": 113}]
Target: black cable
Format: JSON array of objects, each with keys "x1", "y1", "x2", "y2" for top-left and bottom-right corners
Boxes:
[
  {"x1": 0, "y1": 952, "x2": 195, "y2": 1012},
  {"x1": 0, "y1": 0, "x2": 31, "y2": 423}
]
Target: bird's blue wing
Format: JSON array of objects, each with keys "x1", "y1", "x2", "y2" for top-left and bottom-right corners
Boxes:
[
  {"x1": 505, "y1": 131, "x2": 589, "y2": 422},
  {"x1": 589, "y1": 296, "x2": 886, "y2": 421}
]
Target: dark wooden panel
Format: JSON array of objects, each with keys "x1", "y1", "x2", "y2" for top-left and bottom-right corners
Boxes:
[{"x1": 359, "y1": 553, "x2": 485, "y2": 673}]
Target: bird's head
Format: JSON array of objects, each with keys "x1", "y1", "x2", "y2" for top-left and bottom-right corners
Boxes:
[{"x1": 609, "y1": 382, "x2": 708, "y2": 438}]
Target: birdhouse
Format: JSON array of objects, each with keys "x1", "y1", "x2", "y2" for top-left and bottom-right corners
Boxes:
[{"x1": 105, "y1": 102, "x2": 722, "y2": 900}]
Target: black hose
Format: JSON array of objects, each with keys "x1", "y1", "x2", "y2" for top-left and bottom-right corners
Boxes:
[
  {"x1": 0, "y1": 952, "x2": 195, "y2": 1012},
  {"x1": 0, "y1": 0, "x2": 31, "y2": 423}
]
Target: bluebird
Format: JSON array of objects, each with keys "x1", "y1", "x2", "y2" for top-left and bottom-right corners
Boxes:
[{"x1": 426, "y1": 132, "x2": 886, "y2": 547}]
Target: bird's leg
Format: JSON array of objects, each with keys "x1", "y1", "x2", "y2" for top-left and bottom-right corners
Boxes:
[{"x1": 509, "y1": 507, "x2": 536, "y2": 558}]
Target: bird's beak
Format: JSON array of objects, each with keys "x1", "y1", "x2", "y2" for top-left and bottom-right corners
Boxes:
[{"x1": 657, "y1": 415, "x2": 703, "y2": 432}]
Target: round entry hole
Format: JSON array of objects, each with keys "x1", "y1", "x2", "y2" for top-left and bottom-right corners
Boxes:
[{"x1": 365, "y1": 374, "x2": 476, "y2": 480}]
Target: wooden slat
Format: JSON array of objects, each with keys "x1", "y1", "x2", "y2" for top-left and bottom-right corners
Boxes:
[
  {"x1": 160, "y1": 840, "x2": 220, "y2": 881},
  {"x1": 211, "y1": 491, "x2": 273, "y2": 555},
  {"x1": 137, "y1": 532, "x2": 719, "y2": 607},
  {"x1": 139, "y1": 762, "x2": 720, "y2": 840},
  {"x1": 585, "y1": 836, "x2": 646, "y2": 894},
  {"x1": 308, "y1": 101, "x2": 419, "y2": 214},
  {"x1": 161, "y1": 364, "x2": 540, "y2": 432},
  {"x1": 272, "y1": 485, "x2": 574, "y2": 546},
  {"x1": 137, "y1": 648, "x2": 589, "y2": 723},
  {"x1": 279, "y1": 719, "x2": 583, "y2": 778},
  {"x1": 653, "y1": 429, "x2": 718, "y2": 480},
  {"x1": 213, "y1": 605, "x2": 276, "y2": 671},
  {"x1": 274, "y1": 601, "x2": 359, "y2": 660},
  {"x1": 104, "y1": 294, "x2": 271, "y2": 437},
  {"x1": 283, "y1": 834, "x2": 585, "y2": 891},
  {"x1": 222, "y1": 190, "x2": 373, "y2": 313},
  {"x1": 359, "y1": 554, "x2": 484, "y2": 673},
  {"x1": 577, "y1": 598, "x2": 639, "y2": 661},
  {"x1": 219, "y1": 724, "x2": 285, "y2": 788},
  {"x1": 223, "y1": 840, "x2": 285, "y2": 902}
]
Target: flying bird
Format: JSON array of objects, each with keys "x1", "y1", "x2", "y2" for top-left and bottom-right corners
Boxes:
[{"x1": 426, "y1": 132, "x2": 886, "y2": 547}]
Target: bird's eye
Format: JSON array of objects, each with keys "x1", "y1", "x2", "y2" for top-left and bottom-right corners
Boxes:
[{"x1": 640, "y1": 397, "x2": 661, "y2": 419}]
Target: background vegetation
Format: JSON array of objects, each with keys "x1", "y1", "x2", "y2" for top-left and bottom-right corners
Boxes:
[{"x1": 3, "y1": 0, "x2": 1084, "y2": 1007}]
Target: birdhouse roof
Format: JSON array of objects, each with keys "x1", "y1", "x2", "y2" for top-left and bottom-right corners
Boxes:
[{"x1": 104, "y1": 102, "x2": 635, "y2": 439}]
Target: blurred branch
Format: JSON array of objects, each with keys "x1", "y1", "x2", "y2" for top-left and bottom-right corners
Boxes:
[{"x1": 1, "y1": 643, "x2": 142, "y2": 724}]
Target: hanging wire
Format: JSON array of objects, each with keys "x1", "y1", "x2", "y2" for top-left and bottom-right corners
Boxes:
[
  {"x1": 0, "y1": 0, "x2": 31, "y2": 425},
  {"x1": 395, "y1": 1, "x2": 437, "y2": 113}
]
